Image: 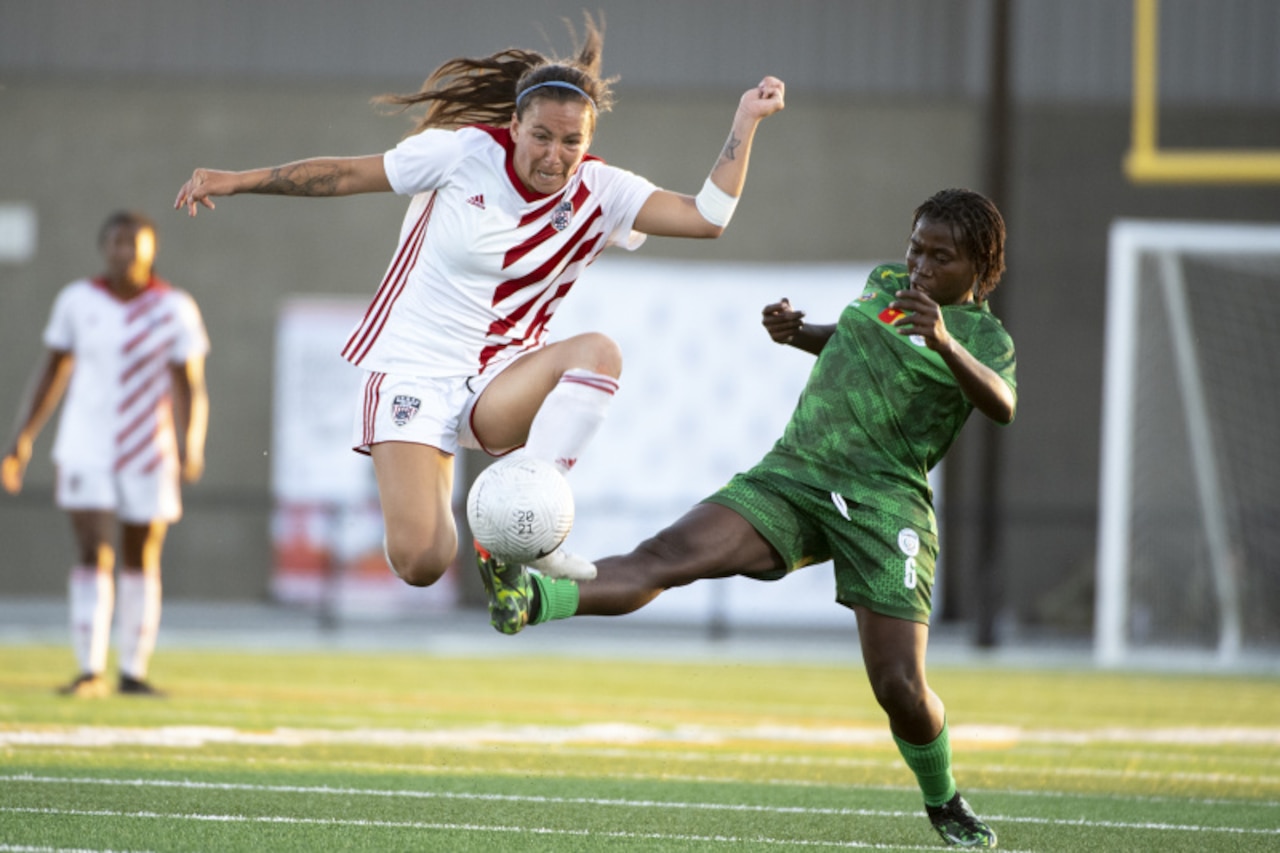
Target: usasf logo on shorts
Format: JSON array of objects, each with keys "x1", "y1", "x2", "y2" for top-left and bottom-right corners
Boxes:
[{"x1": 391, "y1": 395, "x2": 421, "y2": 426}]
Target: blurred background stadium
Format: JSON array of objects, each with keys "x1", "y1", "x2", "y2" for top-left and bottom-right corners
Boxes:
[{"x1": 2, "y1": 0, "x2": 1277, "y2": 664}]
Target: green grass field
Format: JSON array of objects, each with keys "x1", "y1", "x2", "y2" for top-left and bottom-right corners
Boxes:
[{"x1": 1, "y1": 643, "x2": 1277, "y2": 851}]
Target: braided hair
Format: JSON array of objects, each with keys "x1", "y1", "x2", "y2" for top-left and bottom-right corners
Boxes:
[
  {"x1": 374, "y1": 12, "x2": 616, "y2": 135},
  {"x1": 912, "y1": 188, "x2": 1006, "y2": 302}
]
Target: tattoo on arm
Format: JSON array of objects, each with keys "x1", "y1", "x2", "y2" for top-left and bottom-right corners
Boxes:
[
  {"x1": 719, "y1": 131, "x2": 742, "y2": 164},
  {"x1": 253, "y1": 163, "x2": 342, "y2": 197}
]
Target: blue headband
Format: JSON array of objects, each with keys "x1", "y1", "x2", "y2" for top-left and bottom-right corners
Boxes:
[{"x1": 515, "y1": 80, "x2": 597, "y2": 112}]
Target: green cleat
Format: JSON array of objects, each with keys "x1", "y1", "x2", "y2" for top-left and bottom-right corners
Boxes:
[
  {"x1": 926, "y1": 793, "x2": 997, "y2": 848},
  {"x1": 475, "y1": 541, "x2": 532, "y2": 635}
]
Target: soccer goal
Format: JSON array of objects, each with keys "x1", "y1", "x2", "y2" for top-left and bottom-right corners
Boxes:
[{"x1": 1095, "y1": 220, "x2": 1280, "y2": 668}]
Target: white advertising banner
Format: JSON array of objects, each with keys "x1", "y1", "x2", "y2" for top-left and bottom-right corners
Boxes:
[
  {"x1": 270, "y1": 258, "x2": 935, "y2": 629},
  {"x1": 547, "y1": 258, "x2": 873, "y2": 629}
]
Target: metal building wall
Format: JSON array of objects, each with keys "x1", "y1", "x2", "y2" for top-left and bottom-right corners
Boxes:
[
  {"x1": 0, "y1": 0, "x2": 990, "y2": 95},
  {"x1": 2, "y1": 0, "x2": 1277, "y2": 103},
  {"x1": 1159, "y1": 0, "x2": 1280, "y2": 103},
  {"x1": 1011, "y1": 0, "x2": 1280, "y2": 104}
]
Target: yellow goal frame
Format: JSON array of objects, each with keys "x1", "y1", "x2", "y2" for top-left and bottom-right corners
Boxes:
[{"x1": 1126, "y1": 0, "x2": 1280, "y2": 184}]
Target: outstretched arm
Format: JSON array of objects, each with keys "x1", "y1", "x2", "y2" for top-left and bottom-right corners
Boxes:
[
  {"x1": 175, "y1": 154, "x2": 392, "y2": 216},
  {"x1": 762, "y1": 299, "x2": 834, "y2": 356},
  {"x1": 633, "y1": 76, "x2": 786, "y2": 238},
  {"x1": 3, "y1": 349, "x2": 73, "y2": 494}
]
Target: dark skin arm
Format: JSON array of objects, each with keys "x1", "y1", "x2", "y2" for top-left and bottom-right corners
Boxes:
[
  {"x1": 762, "y1": 294, "x2": 1016, "y2": 425},
  {"x1": 889, "y1": 288, "x2": 1016, "y2": 425},
  {"x1": 760, "y1": 298, "x2": 834, "y2": 355}
]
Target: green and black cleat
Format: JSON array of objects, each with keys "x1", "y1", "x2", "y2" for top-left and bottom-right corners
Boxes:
[
  {"x1": 475, "y1": 541, "x2": 532, "y2": 635},
  {"x1": 926, "y1": 793, "x2": 997, "y2": 848}
]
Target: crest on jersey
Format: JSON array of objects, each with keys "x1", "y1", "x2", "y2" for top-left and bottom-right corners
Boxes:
[
  {"x1": 551, "y1": 200, "x2": 573, "y2": 232},
  {"x1": 897, "y1": 528, "x2": 920, "y2": 556},
  {"x1": 391, "y1": 395, "x2": 421, "y2": 426}
]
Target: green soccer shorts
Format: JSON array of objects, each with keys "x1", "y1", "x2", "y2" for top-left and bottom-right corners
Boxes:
[{"x1": 705, "y1": 469, "x2": 937, "y2": 624}]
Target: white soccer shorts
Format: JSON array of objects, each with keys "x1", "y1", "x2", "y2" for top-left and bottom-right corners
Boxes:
[
  {"x1": 352, "y1": 368, "x2": 511, "y2": 457},
  {"x1": 55, "y1": 462, "x2": 182, "y2": 524}
]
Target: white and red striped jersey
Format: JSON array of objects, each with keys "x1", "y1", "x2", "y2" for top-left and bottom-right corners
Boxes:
[
  {"x1": 43, "y1": 278, "x2": 209, "y2": 473},
  {"x1": 341, "y1": 124, "x2": 657, "y2": 377}
]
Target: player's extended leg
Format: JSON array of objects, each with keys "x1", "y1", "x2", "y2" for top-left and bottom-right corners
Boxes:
[
  {"x1": 61, "y1": 509, "x2": 116, "y2": 697},
  {"x1": 853, "y1": 606, "x2": 995, "y2": 848},
  {"x1": 373, "y1": 442, "x2": 457, "y2": 587},
  {"x1": 116, "y1": 520, "x2": 168, "y2": 696},
  {"x1": 580, "y1": 503, "x2": 781, "y2": 615},
  {"x1": 479, "y1": 503, "x2": 781, "y2": 634}
]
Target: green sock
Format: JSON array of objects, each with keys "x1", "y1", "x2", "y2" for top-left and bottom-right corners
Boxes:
[
  {"x1": 894, "y1": 721, "x2": 957, "y2": 808},
  {"x1": 530, "y1": 573, "x2": 579, "y2": 624}
]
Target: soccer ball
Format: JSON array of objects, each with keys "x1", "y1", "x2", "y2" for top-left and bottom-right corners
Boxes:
[{"x1": 466, "y1": 456, "x2": 575, "y2": 565}]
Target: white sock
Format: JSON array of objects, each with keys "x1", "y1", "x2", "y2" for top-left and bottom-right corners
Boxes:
[
  {"x1": 116, "y1": 570, "x2": 161, "y2": 681},
  {"x1": 68, "y1": 566, "x2": 113, "y2": 676},
  {"x1": 524, "y1": 369, "x2": 619, "y2": 473}
]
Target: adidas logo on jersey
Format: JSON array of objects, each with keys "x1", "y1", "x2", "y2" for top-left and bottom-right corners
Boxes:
[{"x1": 466, "y1": 194, "x2": 485, "y2": 209}]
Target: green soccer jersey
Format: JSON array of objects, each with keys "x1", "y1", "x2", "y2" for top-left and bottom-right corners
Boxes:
[{"x1": 757, "y1": 264, "x2": 1017, "y2": 532}]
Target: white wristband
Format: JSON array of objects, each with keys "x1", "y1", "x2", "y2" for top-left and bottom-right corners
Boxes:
[{"x1": 695, "y1": 177, "x2": 739, "y2": 227}]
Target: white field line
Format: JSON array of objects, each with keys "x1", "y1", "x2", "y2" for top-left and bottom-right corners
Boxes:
[
  {"x1": 2, "y1": 722, "x2": 1279, "y2": 749},
  {"x1": 12, "y1": 749, "x2": 1277, "y2": 814},
  {"x1": 13, "y1": 750, "x2": 1280, "y2": 808},
  {"x1": 0, "y1": 806, "x2": 991, "y2": 852},
  {"x1": 4, "y1": 724, "x2": 1280, "y2": 791},
  {"x1": 0, "y1": 846, "x2": 155, "y2": 853},
  {"x1": 1000, "y1": 744, "x2": 1280, "y2": 767},
  {"x1": 1, "y1": 780, "x2": 1277, "y2": 840}
]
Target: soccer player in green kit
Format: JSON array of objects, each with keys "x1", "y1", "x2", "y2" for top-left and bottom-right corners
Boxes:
[{"x1": 478, "y1": 187, "x2": 1015, "y2": 847}]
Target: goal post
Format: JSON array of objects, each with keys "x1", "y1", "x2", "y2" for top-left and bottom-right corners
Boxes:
[
  {"x1": 1096, "y1": 220, "x2": 1280, "y2": 667},
  {"x1": 1126, "y1": 0, "x2": 1280, "y2": 184}
]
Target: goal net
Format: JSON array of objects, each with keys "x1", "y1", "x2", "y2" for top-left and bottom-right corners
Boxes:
[{"x1": 1096, "y1": 220, "x2": 1280, "y2": 667}]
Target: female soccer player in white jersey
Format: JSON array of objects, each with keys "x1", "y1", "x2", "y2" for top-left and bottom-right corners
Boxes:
[
  {"x1": 3, "y1": 211, "x2": 210, "y2": 698},
  {"x1": 175, "y1": 15, "x2": 784, "y2": 589}
]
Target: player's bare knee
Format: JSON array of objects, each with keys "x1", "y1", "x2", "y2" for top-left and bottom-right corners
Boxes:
[
  {"x1": 867, "y1": 667, "x2": 928, "y2": 720},
  {"x1": 393, "y1": 558, "x2": 448, "y2": 588},
  {"x1": 572, "y1": 332, "x2": 622, "y2": 377},
  {"x1": 386, "y1": 541, "x2": 454, "y2": 587},
  {"x1": 630, "y1": 533, "x2": 699, "y2": 588}
]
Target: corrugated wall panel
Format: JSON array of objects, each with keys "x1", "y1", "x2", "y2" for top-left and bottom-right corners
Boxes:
[
  {"x1": 1162, "y1": 0, "x2": 1280, "y2": 104},
  {"x1": 1, "y1": 0, "x2": 1276, "y2": 104},
  {"x1": 0, "y1": 0, "x2": 990, "y2": 96},
  {"x1": 1012, "y1": 0, "x2": 1133, "y2": 102},
  {"x1": 1013, "y1": 0, "x2": 1280, "y2": 104}
]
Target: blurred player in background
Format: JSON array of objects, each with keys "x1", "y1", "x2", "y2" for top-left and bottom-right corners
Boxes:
[
  {"x1": 3, "y1": 210, "x2": 210, "y2": 698},
  {"x1": 479, "y1": 188, "x2": 1015, "y2": 848},
  {"x1": 174, "y1": 14, "x2": 784, "y2": 590}
]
